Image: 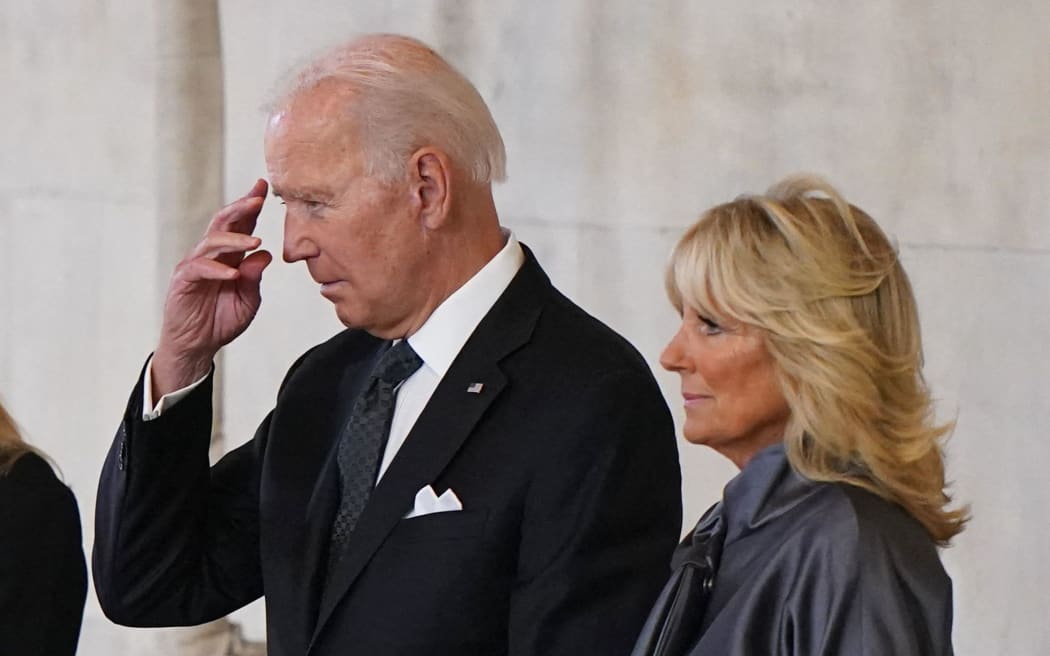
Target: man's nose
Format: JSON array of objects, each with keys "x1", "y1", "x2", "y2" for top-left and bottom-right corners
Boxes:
[{"x1": 282, "y1": 211, "x2": 315, "y2": 263}]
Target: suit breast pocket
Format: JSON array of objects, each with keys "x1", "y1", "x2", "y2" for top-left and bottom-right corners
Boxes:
[{"x1": 389, "y1": 509, "x2": 489, "y2": 543}]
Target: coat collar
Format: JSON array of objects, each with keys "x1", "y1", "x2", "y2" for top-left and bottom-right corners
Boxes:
[{"x1": 717, "y1": 443, "x2": 820, "y2": 549}]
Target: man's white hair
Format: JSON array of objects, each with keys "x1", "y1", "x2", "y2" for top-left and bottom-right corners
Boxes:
[{"x1": 266, "y1": 34, "x2": 507, "y2": 185}]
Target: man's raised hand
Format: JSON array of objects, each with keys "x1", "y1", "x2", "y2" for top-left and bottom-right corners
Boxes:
[{"x1": 151, "y1": 179, "x2": 274, "y2": 397}]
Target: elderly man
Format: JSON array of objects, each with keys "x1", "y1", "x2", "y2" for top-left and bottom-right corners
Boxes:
[{"x1": 94, "y1": 34, "x2": 681, "y2": 656}]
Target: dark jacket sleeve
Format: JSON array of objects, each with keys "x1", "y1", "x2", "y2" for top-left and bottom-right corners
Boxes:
[
  {"x1": 828, "y1": 488, "x2": 955, "y2": 656},
  {"x1": 781, "y1": 489, "x2": 955, "y2": 656},
  {"x1": 93, "y1": 360, "x2": 267, "y2": 626},
  {"x1": 0, "y1": 453, "x2": 87, "y2": 656},
  {"x1": 508, "y1": 366, "x2": 682, "y2": 656}
]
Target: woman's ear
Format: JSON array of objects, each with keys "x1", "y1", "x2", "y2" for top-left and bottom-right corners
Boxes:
[{"x1": 409, "y1": 147, "x2": 453, "y2": 229}]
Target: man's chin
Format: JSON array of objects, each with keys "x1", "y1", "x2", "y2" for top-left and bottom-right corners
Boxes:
[
  {"x1": 319, "y1": 281, "x2": 345, "y2": 301},
  {"x1": 333, "y1": 306, "x2": 362, "y2": 330},
  {"x1": 330, "y1": 301, "x2": 414, "y2": 340},
  {"x1": 332, "y1": 306, "x2": 381, "y2": 336}
]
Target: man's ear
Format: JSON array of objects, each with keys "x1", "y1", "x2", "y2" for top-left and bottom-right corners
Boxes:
[{"x1": 409, "y1": 147, "x2": 452, "y2": 229}]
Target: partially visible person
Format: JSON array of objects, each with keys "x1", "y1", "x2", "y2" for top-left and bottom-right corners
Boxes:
[
  {"x1": 633, "y1": 175, "x2": 966, "y2": 655},
  {"x1": 0, "y1": 401, "x2": 87, "y2": 655}
]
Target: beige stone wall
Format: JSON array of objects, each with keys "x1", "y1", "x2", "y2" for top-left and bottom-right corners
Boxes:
[
  {"x1": 2, "y1": 0, "x2": 158, "y2": 651},
  {"x1": 3, "y1": 1, "x2": 1047, "y2": 653}
]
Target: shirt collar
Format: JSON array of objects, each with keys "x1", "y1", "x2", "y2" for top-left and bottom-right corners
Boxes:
[{"x1": 406, "y1": 230, "x2": 525, "y2": 378}]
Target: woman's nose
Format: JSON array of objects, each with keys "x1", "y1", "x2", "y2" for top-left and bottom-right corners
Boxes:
[{"x1": 660, "y1": 327, "x2": 687, "y2": 373}]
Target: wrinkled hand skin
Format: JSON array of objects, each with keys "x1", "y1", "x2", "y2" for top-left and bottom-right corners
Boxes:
[{"x1": 152, "y1": 179, "x2": 274, "y2": 398}]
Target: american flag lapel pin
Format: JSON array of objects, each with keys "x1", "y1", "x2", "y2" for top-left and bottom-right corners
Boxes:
[{"x1": 466, "y1": 382, "x2": 484, "y2": 394}]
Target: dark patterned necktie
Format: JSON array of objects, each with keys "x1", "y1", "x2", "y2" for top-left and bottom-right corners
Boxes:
[{"x1": 327, "y1": 340, "x2": 423, "y2": 572}]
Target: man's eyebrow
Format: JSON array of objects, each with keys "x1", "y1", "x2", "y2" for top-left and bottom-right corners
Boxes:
[{"x1": 271, "y1": 186, "x2": 331, "y2": 200}]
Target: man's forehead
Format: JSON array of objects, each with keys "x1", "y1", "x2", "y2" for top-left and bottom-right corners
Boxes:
[
  {"x1": 266, "y1": 98, "x2": 359, "y2": 152},
  {"x1": 274, "y1": 79, "x2": 358, "y2": 122},
  {"x1": 267, "y1": 111, "x2": 287, "y2": 132}
]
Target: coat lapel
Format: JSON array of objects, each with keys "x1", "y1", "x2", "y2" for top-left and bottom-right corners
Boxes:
[
  {"x1": 266, "y1": 334, "x2": 386, "y2": 654},
  {"x1": 308, "y1": 251, "x2": 550, "y2": 650}
]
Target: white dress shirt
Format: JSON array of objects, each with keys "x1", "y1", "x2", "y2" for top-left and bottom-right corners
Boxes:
[{"x1": 144, "y1": 231, "x2": 525, "y2": 482}]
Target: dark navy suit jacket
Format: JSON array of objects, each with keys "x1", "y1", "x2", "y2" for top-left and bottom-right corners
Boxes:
[{"x1": 94, "y1": 250, "x2": 682, "y2": 655}]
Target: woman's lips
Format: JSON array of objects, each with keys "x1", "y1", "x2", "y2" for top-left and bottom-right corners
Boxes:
[{"x1": 682, "y1": 393, "x2": 712, "y2": 406}]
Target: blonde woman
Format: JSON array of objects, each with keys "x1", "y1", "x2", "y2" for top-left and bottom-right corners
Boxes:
[
  {"x1": 633, "y1": 176, "x2": 965, "y2": 655},
  {"x1": 0, "y1": 401, "x2": 87, "y2": 655}
]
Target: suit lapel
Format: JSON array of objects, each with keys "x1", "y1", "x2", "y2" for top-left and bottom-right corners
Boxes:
[
  {"x1": 268, "y1": 335, "x2": 386, "y2": 653},
  {"x1": 308, "y1": 251, "x2": 551, "y2": 649}
]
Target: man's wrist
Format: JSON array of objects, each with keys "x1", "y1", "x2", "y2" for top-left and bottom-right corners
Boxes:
[
  {"x1": 143, "y1": 355, "x2": 211, "y2": 420},
  {"x1": 150, "y1": 347, "x2": 214, "y2": 399}
]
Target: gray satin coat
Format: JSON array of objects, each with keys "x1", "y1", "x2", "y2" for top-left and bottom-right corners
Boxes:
[{"x1": 633, "y1": 444, "x2": 954, "y2": 655}]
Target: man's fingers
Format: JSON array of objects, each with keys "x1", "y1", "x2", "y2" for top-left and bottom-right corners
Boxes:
[
  {"x1": 230, "y1": 179, "x2": 270, "y2": 235},
  {"x1": 246, "y1": 178, "x2": 268, "y2": 200},
  {"x1": 206, "y1": 195, "x2": 265, "y2": 234},
  {"x1": 191, "y1": 232, "x2": 262, "y2": 261},
  {"x1": 238, "y1": 249, "x2": 273, "y2": 283},
  {"x1": 205, "y1": 179, "x2": 269, "y2": 234},
  {"x1": 175, "y1": 257, "x2": 240, "y2": 283},
  {"x1": 236, "y1": 250, "x2": 273, "y2": 301}
]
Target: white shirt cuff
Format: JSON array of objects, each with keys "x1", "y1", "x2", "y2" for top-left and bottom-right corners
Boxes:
[{"x1": 142, "y1": 356, "x2": 209, "y2": 421}]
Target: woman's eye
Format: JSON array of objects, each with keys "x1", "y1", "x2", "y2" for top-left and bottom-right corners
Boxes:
[{"x1": 698, "y1": 316, "x2": 723, "y2": 336}]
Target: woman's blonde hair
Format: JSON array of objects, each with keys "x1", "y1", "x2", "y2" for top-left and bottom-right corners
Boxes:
[
  {"x1": 0, "y1": 401, "x2": 36, "y2": 475},
  {"x1": 666, "y1": 174, "x2": 967, "y2": 544}
]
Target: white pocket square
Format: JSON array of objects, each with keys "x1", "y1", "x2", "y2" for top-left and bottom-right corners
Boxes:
[{"x1": 404, "y1": 485, "x2": 463, "y2": 519}]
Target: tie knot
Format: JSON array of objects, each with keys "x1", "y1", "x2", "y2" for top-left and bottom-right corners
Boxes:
[{"x1": 372, "y1": 340, "x2": 423, "y2": 386}]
